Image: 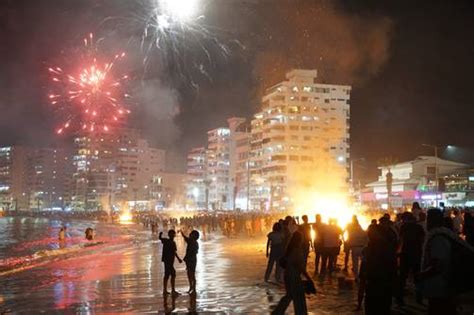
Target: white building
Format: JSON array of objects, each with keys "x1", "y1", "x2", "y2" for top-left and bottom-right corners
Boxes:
[
  {"x1": 71, "y1": 130, "x2": 124, "y2": 211},
  {"x1": 185, "y1": 118, "x2": 251, "y2": 211},
  {"x1": 116, "y1": 138, "x2": 166, "y2": 204},
  {"x1": 228, "y1": 117, "x2": 251, "y2": 210},
  {"x1": 206, "y1": 128, "x2": 232, "y2": 210},
  {"x1": 28, "y1": 147, "x2": 73, "y2": 210},
  {"x1": 70, "y1": 128, "x2": 166, "y2": 211},
  {"x1": 0, "y1": 146, "x2": 30, "y2": 210},
  {"x1": 250, "y1": 69, "x2": 351, "y2": 211},
  {"x1": 186, "y1": 147, "x2": 208, "y2": 209},
  {"x1": 364, "y1": 156, "x2": 468, "y2": 207}
]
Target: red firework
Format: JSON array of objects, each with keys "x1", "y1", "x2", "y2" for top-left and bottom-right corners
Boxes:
[{"x1": 48, "y1": 33, "x2": 131, "y2": 135}]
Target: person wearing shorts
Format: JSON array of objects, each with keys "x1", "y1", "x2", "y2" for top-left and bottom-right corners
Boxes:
[
  {"x1": 182, "y1": 230, "x2": 200, "y2": 294},
  {"x1": 159, "y1": 230, "x2": 182, "y2": 296}
]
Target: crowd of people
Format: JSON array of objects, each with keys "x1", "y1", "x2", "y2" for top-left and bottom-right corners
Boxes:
[
  {"x1": 262, "y1": 203, "x2": 474, "y2": 315},
  {"x1": 135, "y1": 211, "x2": 281, "y2": 239},
  {"x1": 71, "y1": 205, "x2": 474, "y2": 314},
  {"x1": 5, "y1": 204, "x2": 474, "y2": 314}
]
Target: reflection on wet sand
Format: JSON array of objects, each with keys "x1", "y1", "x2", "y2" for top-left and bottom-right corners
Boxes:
[{"x1": 0, "y1": 218, "x2": 423, "y2": 314}]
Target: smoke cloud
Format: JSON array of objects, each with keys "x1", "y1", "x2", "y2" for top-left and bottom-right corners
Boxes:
[
  {"x1": 133, "y1": 79, "x2": 181, "y2": 148},
  {"x1": 246, "y1": 0, "x2": 393, "y2": 89},
  {"x1": 0, "y1": 0, "x2": 393, "y2": 164}
]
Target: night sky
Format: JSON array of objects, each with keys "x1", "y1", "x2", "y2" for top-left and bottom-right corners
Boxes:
[{"x1": 1, "y1": 0, "x2": 474, "y2": 180}]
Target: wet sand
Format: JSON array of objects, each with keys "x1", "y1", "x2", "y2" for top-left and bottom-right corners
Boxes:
[{"x1": 0, "y1": 220, "x2": 426, "y2": 314}]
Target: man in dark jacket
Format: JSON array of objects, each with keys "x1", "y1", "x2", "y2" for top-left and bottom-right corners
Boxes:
[{"x1": 397, "y1": 212, "x2": 425, "y2": 305}]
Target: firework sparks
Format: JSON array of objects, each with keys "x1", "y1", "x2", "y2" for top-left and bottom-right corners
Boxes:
[
  {"x1": 141, "y1": 0, "x2": 238, "y2": 86},
  {"x1": 160, "y1": 0, "x2": 198, "y2": 20},
  {"x1": 49, "y1": 33, "x2": 131, "y2": 135}
]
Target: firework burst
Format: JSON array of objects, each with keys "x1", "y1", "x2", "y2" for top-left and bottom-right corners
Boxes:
[
  {"x1": 140, "y1": 0, "x2": 239, "y2": 87},
  {"x1": 48, "y1": 33, "x2": 131, "y2": 135}
]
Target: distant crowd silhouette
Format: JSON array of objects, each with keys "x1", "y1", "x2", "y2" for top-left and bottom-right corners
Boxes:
[
  {"x1": 260, "y1": 203, "x2": 474, "y2": 315},
  {"x1": 12, "y1": 202, "x2": 474, "y2": 313}
]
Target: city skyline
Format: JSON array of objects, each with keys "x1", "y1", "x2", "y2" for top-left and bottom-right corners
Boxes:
[{"x1": 1, "y1": 0, "x2": 474, "y2": 181}]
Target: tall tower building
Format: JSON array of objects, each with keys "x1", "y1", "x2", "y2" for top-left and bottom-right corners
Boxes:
[
  {"x1": 115, "y1": 138, "x2": 166, "y2": 203},
  {"x1": 28, "y1": 147, "x2": 73, "y2": 210},
  {"x1": 250, "y1": 69, "x2": 351, "y2": 211},
  {"x1": 206, "y1": 127, "x2": 231, "y2": 210},
  {"x1": 71, "y1": 130, "x2": 121, "y2": 211},
  {"x1": 186, "y1": 147, "x2": 207, "y2": 209},
  {"x1": 228, "y1": 117, "x2": 251, "y2": 210},
  {"x1": 186, "y1": 118, "x2": 251, "y2": 211},
  {"x1": 70, "y1": 128, "x2": 167, "y2": 211},
  {"x1": 0, "y1": 146, "x2": 29, "y2": 210}
]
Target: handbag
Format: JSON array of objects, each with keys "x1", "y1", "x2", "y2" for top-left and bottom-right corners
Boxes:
[{"x1": 303, "y1": 280, "x2": 317, "y2": 294}]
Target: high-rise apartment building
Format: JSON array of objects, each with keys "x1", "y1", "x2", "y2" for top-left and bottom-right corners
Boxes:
[
  {"x1": 228, "y1": 117, "x2": 251, "y2": 210},
  {"x1": 250, "y1": 69, "x2": 351, "y2": 211},
  {"x1": 207, "y1": 128, "x2": 232, "y2": 210},
  {"x1": 28, "y1": 148, "x2": 73, "y2": 210},
  {"x1": 71, "y1": 131, "x2": 119, "y2": 211},
  {"x1": 185, "y1": 118, "x2": 251, "y2": 211},
  {"x1": 116, "y1": 138, "x2": 166, "y2": 204},
  {"x1": 70, "y1": 128, "x2": 166, "y2": 211},
  {"x1": 186, "y1": 147, "x2": 207, "y2": 209},
  {"x1": 0, "y1": 146, "x2": 29, "y2": 210}
]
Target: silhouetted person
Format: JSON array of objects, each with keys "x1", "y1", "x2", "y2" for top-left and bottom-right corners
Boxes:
[
  {"x1": 272, "y1": 231, "x2": 314, "y2": 315},
  {"x1": 463, "y1": 212, "x2": 474, "y2": 246},
  {"x1": 418, "y1": 211, "x2": 427, "y2": 232},
  {"x1": 159, "y1": 230, "x2": 182, "y2": 296},
  {"x1": 58, "y1": 226, "x2": 67, "y2": 241},
  {"x1": 412, "y1": 201, "x2": 422, "y2": 220},
  {"x1": 369, "y1": 219, "x2": 377, "y2": 230},
  {"x1": 282, "y1": 216, "x2": 292, "y2": 249},
  {"x1": 397, "y1": 212, "x2": 425, "y2": 305},
  {"x1": 299, "y1": 215, "x2": 312, "y2": 267},
  {"x1": 362, "y1": 223, "x2": 397, "y2": 315},
  {"x1": 321, "y1": 218, "x2": 342, "y2": 275},
  {"x1": 181, "y1": 230, "x2": 199, "y2": 294},
  {"x1": 265, "y1": 223, "x2": 284, "y2": 282},
  {"x1": 452, "y1": 209, "x2": 462, "y2": 235},
  {"x1": 419, "y1": 208, "x2": 458, "y2": 314},
  {"x1": 312, "y1": 214, "x2": 324, "y2": 276},
  {"x1": 443, "y1": 215, "x2": 454, "y2": 231},
  {"x1": 85, "y1": 227, "x2": 94, "y2": 240},
  {"x1": 344, "y1": 215, "x2": 367, "y2": 277},
  {"x1": 356, "y1": 246, "x2": 367, "y2": 311}
]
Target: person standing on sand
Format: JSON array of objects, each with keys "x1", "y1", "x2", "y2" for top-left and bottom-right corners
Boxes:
[
  {"x1": 159, "y1": 230, "x2": 182, "y2": 296},
  {"x1": 272, "y1": 231, "x2": 315, "y2": 315},
  {"x1": 58, "y1": 226, "x2": 67, "y2": 241},
  {"x1": 264, "y1": 222, "x2": 284, "y2": 282},
  {"x1": 181, "y1": 230, "x2": 200, "y2": 294}
]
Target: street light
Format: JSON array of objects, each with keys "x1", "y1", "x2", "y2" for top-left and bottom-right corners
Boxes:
[{"x1": 350, "y1": 157, "x2": 365, "y2": 192}]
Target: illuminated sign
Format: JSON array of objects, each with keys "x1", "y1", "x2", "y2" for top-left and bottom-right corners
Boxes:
[
  {"x1": 442, "y1": 192, "x2": 466, "y2": 200},
  {"x1": 421, "y1": 194, "x2": 442, "y2": 200}
]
